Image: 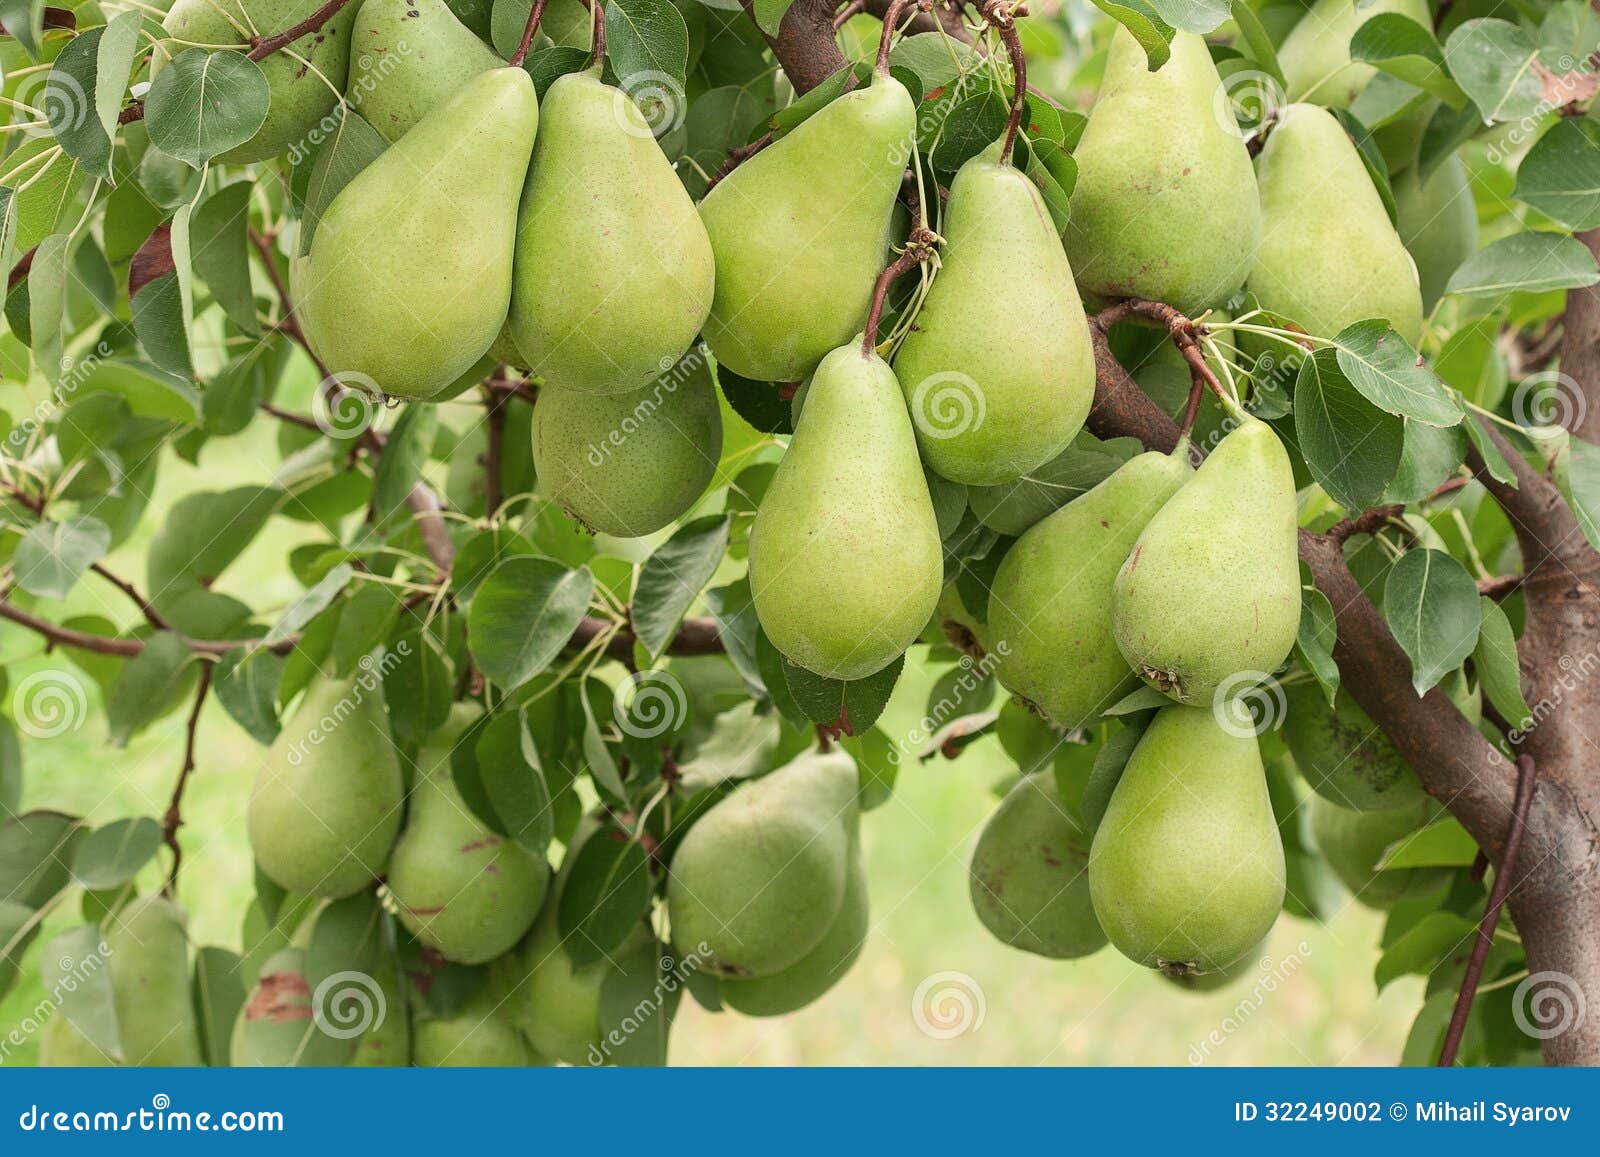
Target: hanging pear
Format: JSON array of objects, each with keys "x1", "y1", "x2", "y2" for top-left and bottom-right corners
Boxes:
[
  {"x1": 987, "y1": 450, "x2": 1192, "y2": 730},
  {"x1": 1248, "y1": 103, "x2": 1423, "y2": 346},
  {"x1": 1065, "y1": 29, "x2": 1261, "y2": 313},
  {"x1": 1394, "y1": 154, "x2": 1478, "y2": 311},
  {"x1": 1112, "y1": 411, "x2": 1300, "y2": 704},
  {"x1": 1279, "y1": 0, "x2": 1432, "y2": 108},
  {"x1": 230, "y1": 947, "x2": 364, "y2": 1065},
  {"x1": 295, "y1": 67, "x2": 538, "y2": 400},
  {"x1": 247, "y1": 673, "x2": 405, "y2": 898},
  {"x1": 346, "y1": 0, "x2": 504, "y2": 142},
  {"x1": 969, "y1": 772, "x2": 1107, "y2": 960},
  {"x1": 667, "y1": 749, "x2": 858, "y2": 978},
  {"x1": 413, "y1": 992, "x2": 538, "y2": 1066},
  {"x1": 347, "y1": 951, "x2": 410, "y2": 1066},
  {"x1": 531, "y1": 348, "x2": 722, "y2": 536},
  {"x1": 387, "y1": 705, "x2": 549, "y2": 964},
  {"x1": 698, "y1": 72, "x2": 915, "y2": 382},
  {"x1": 509, "y1": 68, "x2": 714, "y2": 393},
  {"x1": 1309, "y1": 794, "x2": 1447, "y2": 909},
  {"x1": 895, "y1": 142, "x2": 1096, "y2": 485},
  {"x1": 160, "y1": 0, "x2": 357, "y2": 163},
  {"x1": 748, "y1": 342, "x2": 942, "y2": 680},
  {"x1": 1089, "y1": 706, "x2": 1285, "y2": 974}
]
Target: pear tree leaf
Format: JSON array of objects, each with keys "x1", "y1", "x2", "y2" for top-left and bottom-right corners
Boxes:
[
  {"x1": 1557, "y1": 436, "x2": 1600, "y2": 552},
  {"x1": 1294, "y1": 347, "x2": 1405, "y2": 511},
  {"x1": 145, "y1": 48, "x2": 270, "y2": 169},
  {"x1": 1444, "y1": 18, "x2": 1563, "y2": 125},
  {"x1": 106, "y1": 632, "x2": 198, "y2": 747},
  {"x1": 45, "y1": 923, "x2": 122, "y2": 1060},
  {"x1": 604, "y1": 0, "x2": 689, "y2": 98},
  {"x1": 188, "y1": 181, "x2": 258, "y2": 334},
  {"x1": 1229, "y1": 0, "x2": 1284, "y2": 85},
  {"x1": 632, "y1": 515, "x2": 730, "y2": 659},
  {"x1": 305, "y1": 890, "x2": 384, "y2": 995},
  {"x1": 1417, "y1": 99, "x2": 1481, "y2": 182},
  {"x1": 71, "y1": 817, "x2": 162, "y2": 890},
  {"x1": 703, "y1": 579, "x2": 764, "y2": 697},
  {"x1": 782, "y1": 653, "x2": 904, "y2": 734},
  {"x1": 15, "y1": 515, "x2": 111, "y2": 599},
  {"x1": 131, "y1": 272, "x2": 192, "y2": 376},
  {"x1": 213, "y1": 648, "x2": 284, "y2": 745},
  {"x1": 0, "y1": 140, "x2": 86, "y2": 252},
  {"x1": 557, "y1": 827, "x2": 652, "y2": 966},
  {"x1": 1382, "y1": 548, "x2": 1481, "y2": 696},
  {"x1": 1474, "y1": 596, "x2": 1532, "y2": 730},
  {"x1": 579, "y1": 679, "x2": 628, "y2": 804},
  {"x1": 1461, "y1": 413, "x2": 1516, "y2": 486},
  {"x1": 1375, "y1": 911, "x2": 1475, "y2": 991},
  {"x1": 383, "y1": 623, "x2": 453, "y2": 742},
  {"x1": 0, "y1": 719, "x2": 19, "y2": 815},
  {"x1": 673, "y1": 700, "x2": 781, "y2": 792},
  {"x1": 0, "y1": 0, "x2": 45, "y2": 58},
  {"x1": 27, "y1": 231, "x2": 70, "y2": 385},
  {"x1": 262, "y1": 564, "x2": 355, "y2": 648},
  {"x1": 1295, "y1": 585, "x2": 1340, "y2": 706},
  {"x1": 95, "y1": 11, "x2": 144, "y2": 138},
  {"x1": 468, "y1": 558, "x2": 594, "y2": 691},
  {"x1": 1091, "y1": 0, "x2": 1175, "y2": 69},
  {"x1": 1377, "y1": 816, "x2": 1480, "y2": 870},
  {"x1": 44, "y1": 26, "x2": 113, "y2": 177},
  {"x1": 1080, "y1": 717, "x2": 1151, "y2": 831},
  {"x1": 0, "y1": 811, "x2": 83, "y2": 908},
  {"x1": 841, "y1": 726, "x2": 899, "y2": 811},
  {"x1": 0, "y1": 898, "x2": 38, "y2": 1002},
  {"x1": 1141, "y1": 0, "x2": 1227, "y2": 35},
  {"x1": 1514, "y1": 118, "x2": 1600, "y2": 231},
  {"x1": 1444, "y1": 230, "x2": 1600, "y2": 299},
  {"x1": 75, "y1": 359, "x2": 201, "y2": 424},
  {"x1": 191, "y1": 945, "x2": 247, "y2": 1067},
  {"x1": 1333, "y1": 320, "x2": 1461, "y2": 427},
  {"x1": 1349, "y1": 15, "x2": 1466, "y2": 107},
  {"x1": 931, "y1": 90, "x2": 1007, "y2": 176},
  {"x1": 474, "y1": 711, "x2": 554, "y2": 854},
  {"x1": 597, "y1": 936, "x2": 679, "y2": 1065}
]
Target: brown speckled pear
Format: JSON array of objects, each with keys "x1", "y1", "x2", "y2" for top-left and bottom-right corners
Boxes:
[{"x1": 346, "y1": 0, "x2": 504, "y2": 142}]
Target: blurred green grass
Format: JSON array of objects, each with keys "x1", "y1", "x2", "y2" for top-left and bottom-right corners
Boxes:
[{"x1": 0, "y1": 390, "x2": 1421, "y2": 1066}]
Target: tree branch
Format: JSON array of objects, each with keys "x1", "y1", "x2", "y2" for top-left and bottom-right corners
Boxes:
[{"x1": 163, "y1": 662, "x2": 213, "y2": 893}]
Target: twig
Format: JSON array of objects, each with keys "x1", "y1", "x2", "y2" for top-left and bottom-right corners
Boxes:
[
  {"x1": 706, "y1": 132, "x2": 773, "y2": 190},
  {"x1": 483, "y1": 380, "x2": 509, "y2": 516},
  {"x1": 508, "y1": 0, "x2": 548, "y2": 68},
  {"x1": 163, "y1": 662, "x2": 213, "y2": 893},
  {"x1": 861, "y1": 227, "x2": 935, "y2": 353},
  {"x1": 832, "y1": 0, "x2": 866, "y2": 26},
  {"x1": 246, "y1": 0, "x2": 356, "y2": 61},
  {"x1": 875, "y1": 0, "x2": 926, "y2": 75},
  {"x1": 89, "y1": 564, "x2": 172, "y2": 631},
  {"x1": 1093, "y1": 298, "x2": 1228, "y2": 406},
  {"x1": 1438, "y1": 754, "x2": 1538, "y2": 1066},
  {"x1": 1327, "y1": 504, "x2": 1405, "y2": 543},
  {"x1": 1479, "y1": 572, "x2": 1525, "y2": 600},
  {"x1": 0, "y1": 600, "x2": 297, "y2": 657},
  {"x1": 976, "y1": 0, "x2": 1027, "y2": 160}
]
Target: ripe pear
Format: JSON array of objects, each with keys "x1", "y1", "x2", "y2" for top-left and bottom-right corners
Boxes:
[
  {"x1": 413, "y1": 993, "x2": 535, "y2": 1066},
  {"x1": 1089, "y1": 705, "x2": 1286, "y2": 974},
  {"x1": 531, "y1": 347, "x2": 722, "y2": 537},
  {"x1": 346, "y1": 0, "x2": 504, "y2": 143},
  {"x1": 969, "y1": 772, "x2": 1107, "y2": 959},
  {"x1": 1393, "y1": 154, "x2": 1477, "y2": 311},
  {"x1": 509, "y1": 69, "x2": 714, "y2": 394},
  {"x1": 295, "y1": 67, "x2": 538, "y2": 399},
  {"x1": 667, "y1": 749, "x2": 858, "y2": 978},
  {"x1": 230, "y1": 947, "x2": 359, "y2": 1065},
  {"x1": 39, "y1": 896, "x2": 202, "y2": 1066},
  {"x1": 160, "y1": 0, "x2": 356, "y2": 164},
  {"x1": 1310, "y1": 794, "x2": 1445, "y2": 908},
  {"x1": 1112, "y1": 412, "x2": 1300, "y2": 704},
  {"x1": 388, "y1": 704, "x2": 549, "y2": 964},
  {"x1": 1279, "y1": 0, "x2": 1432, "y2": 108},
  {"x1": 699, "y1": 73, "x2": 915, "y2": 381},
  {"x1": 1248, "y1": 103, "x2": 1423, "y2": 346},
  {"x1": 987, "y1": 450, "x2": 1192, "y2": 730},
  {"x1": 894, "y1": 143, "x2": 1096, "y2": 485},
  {"x1": 748, "y1": 343, "x2": 942, "y2": 679},
  {"x1": 1065, "y1": 29, "x2": 1261, "y2": 313},
  {"x1": 1162, "y1": 946, "x2": 1261, "y2": 992},
  {"x1": 247, "y1": 673, "x2": 404, "y2": 898},
  {"x1": 720, "y1": 850, "x2": 868, "y2": 1017}
]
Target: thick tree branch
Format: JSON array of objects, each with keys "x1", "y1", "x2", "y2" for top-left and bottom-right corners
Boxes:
[{"x1": 1559, "y1": 227, "x2": 1600, "y2": 445}]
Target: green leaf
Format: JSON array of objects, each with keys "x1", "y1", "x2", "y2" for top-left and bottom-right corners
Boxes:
[
  {"x1": 0, "y1": 811, "x2": 82, "y2": 908},
  {"x1": 95, "y1": 12, "x2": 144, "y2": 139},
  {"x1": 299, "y1": 108, "x2": 387, "y2": 254},
  {"x1": 383, "y1": 624, "x2": 453, "y2": 743},
  {"x1": 71, "y1": 817, "x2": 162, "y2": 890},
  {"x1": 1080, "y1": 718, "x2": 1150, "y2": 831},
  {"x1": 145, "y1": 47, "x2": 271, "y2": 169},
  {"x1": 0, "y1": 140, "x2": 85, "y2": 252},
  {"x1": 371, "y1": 405, "x2": 438, "y2": 520},
  {"x1": 213, "y1": 648, "x2": 284, "y2": 746},
  {"x1": 148, "y1": 486, "x2": 281, "y2": 602},
  {"x1": 632, "y1": 515, "x2": 730, "y2": 658},
  {"x1": 45, "y1": 26, "x2": 113, "y2": 177},
  {"x1": 1091, "y1": 0, "x2": 1175, "y2": 69},
  {"x1": 76, "y1": 359, "x2": 201, "y2": 423},
  {"x1": 27, "y1": 231, "x2": 70, "y2": 385},
  {"x1": 1349, "y1": 15, "x2": 1466, "y2": 107},
  {"x1": 1462, "y1": 413, "x2": 1516, "y2": 485},
  {"x1": 703, "y1": 579, "x2": 763, "y2": 696},
  {"x1": 1445, "y1": 230, "x2": 1600, "y2": 299},
  {"x1": 1295, "y1": 586, "x2": 1340, "y2": 705},
  {"x1": 841, "y1": 726, "x2": 899, "y2": 811},
  {"x1": 188, "y1": 182, "x2": 258, "y2": 335},
  {"x1": 579, "y1": 680, "x2": 628, "y2": 804},
  {"x1": 1229, "y1": 0, "x2": 1284, "y2": 85},
  {"x1": 45, "y1": 923, "x2": 121, "y2": 1060},
  {"x1": 1514, "y1": 117, "x2": 1600, "y2": 231},
  {"x1": 1474, "y1": 596, "x2": 1531, "y2": 730},
  {"x1": 782, "y1": 653, "x2": 904, "y2": 733},
  {"x1": 191, "y1": 945, "x2": 247, "y2": 1067},
  {"x1": 596, "y1": 935, "x2": 679, "y2": 1065},
  {"x1": 305, "y1": 890, "x2": 384, "y2": 996},
  {"x1": 1558, "y1": 436, "x2": 1600, "y2": 552},
  {"x1": 0, "y1": 0, "x2": 44, "y2": 59},
  {"x1": 1334, "y1": 320, "x2": 1461, "y2": 427},
  {"x1": 604, "y1": 0, "x2": 689, "y2": 100},
  {"x1": 1294, "y1": 347, "x2": 1405, "y2": 511},
  {"x1": 263, "y1": 563, "x2": 355, "y2": 648},
  {"x1": 106, "y1": 632, "x2": 197, "y2": 746},
  {"x1": 15, "y1": 515, "x2": 111, "y2": 599},
  {"x1": 1378, "y1": 817, "x2": 1480, "y2": 870},
  {"x1": 474, "y1": 712, "x2": 555, "y2": 854},
  {"x1": 1375, "y1": 910, "x2": 1475, "y2": 990},
  {"x1": 0, "y1": 718, "x2": 19, "y2": 814},
  {"x1": 1383, "y1": 549, "x2": 1481, "y2": 696},
  {"x1": 557, "y1": 828, "x2": 652, "y2": 966},
  {"x1": 1142, "y1": 0, "x2": 1228, "y2": 35},
  {"x1": 931, "y1": 90, "x2": 1008, "y2": 176},
  {"x1": 468, "y1": 558, "x2": 594, "y2": 690},
  {"x1": 1443, "y1": 18, "x2": 1546, "y2": 124}
]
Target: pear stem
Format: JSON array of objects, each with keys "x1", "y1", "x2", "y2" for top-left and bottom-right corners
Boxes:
[
  {"x1": 874, "y1": 0, "x2": 924, "y2": 76},
  {"x1": 246, "y1": 0, "x2": 355, "y2": 61},
  {"x1": 509, "y1": 0, "x2": 550, "y2": 68},
  {"x1": 862, "y1": 226, "x2": 936, "y2": 354},
  {"x1": 977, "y1": 0, "x2": 1027, "y2": 162},
  {"x1": 1092, "y1": 298, "x2": 1233, "y2": 409}
]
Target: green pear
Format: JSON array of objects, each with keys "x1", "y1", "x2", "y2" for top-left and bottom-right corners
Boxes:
[
  {"x1": 1162, "y1": 945, "x2": 1261, "y2": 992},
  {"x1": 1248, "y1": 103, "x2": 1423, "y2": 346},
  {"x1": 230, "y1": 947, "x2": 355, "y2": 1066},
  {"x1": 296, "y1": 67, "x2": 538, "y2": 399},
  {"x1": 388, "y1": 705, "x2": 549, "y2": 964},
  {"x1": 699, "y1": 73, "x2": 915, "y2": 381},
  {"x1": 1284, "y1": 672, "x2": 1478, "y2": 810},
  {"x1": 748, "y1": 343, "x2": 942, "y2": 679},
  {"x1": 247, "y1": 673, "x2": 404, "y2": 898},
  {"x1": 1310, "y1": 794, "x2": 1446, "y2": 908},
  {"x1": 1089, "y1": 705, "x2": 1286, "y2": 974},
  {"x1": 531, "y1": 346, "x2": 722, "y2": 537},
  {"x1": 509, "y1": 69, "x2": 714, "y2": 394},
  {"x1": 1065, "y1": 29, "x2": 1261, "y2": 313},
  {"x1": 1112, "y1": 413, "x2": 1300, "y2": 704},
  {"x1": 345, "y1": 0, "x2": 504, "y2": 142},
  {"x1": 720, "y1": 850, "x2": 868, "y2": 1016},
  {"x1": 987, "y1": 450, "x2": 1192, "y2": 730},
  {"x1": 895, "y1": 143, "x2": 1096, "y2": 485},
  {"x1": 1394, "y1": 154, "x2": 1477, "y2": 311},
  {"x1": 1279, "y1": 0, "x2": 1432, "y2": 108},
  {"x1": 412, "y1": 993, "x2": 535, "y2": 1066},
  {"x1": 667, "y1": 749, "x2": 858, "y2": 978},
  {"x1": 969, "y1": 772, "x2": 1107, "y2": 959},
  {"x1": 38, "y1": 897, "x2": 202, "y2": 1066},
  {"x1": 160, "y1": 0, "x2": 356, "y2": 164},
  {"x1": 347, "y1": 951, "x2": 410, "y2": 1065}
]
